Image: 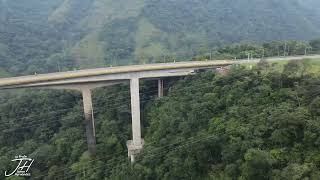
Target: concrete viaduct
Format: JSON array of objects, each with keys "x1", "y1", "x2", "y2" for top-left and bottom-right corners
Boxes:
[
  {"x1": 0, "y1": 60, "x2": 233, "y2": 161},
  {"x1": 0, "y1": 55, "x2": 318, "y2": 161}
]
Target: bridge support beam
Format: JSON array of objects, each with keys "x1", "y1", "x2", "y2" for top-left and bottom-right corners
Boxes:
[
  {"x1": 127, "y1": 78, "x2": 144, "y2": 162},
  {"x1": 82, "y1": 87, "x2": 97, "y2": 156},
  {"x1": 158, "y1": 79, "x2": 164, "y2": 98}
]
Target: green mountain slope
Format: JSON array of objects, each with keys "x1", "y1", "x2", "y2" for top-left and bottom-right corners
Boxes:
[{"x1": 1, "y1": 0, "x2": 320, "y2": 73}]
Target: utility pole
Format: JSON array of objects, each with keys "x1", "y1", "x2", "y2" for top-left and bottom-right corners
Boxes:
[
  {"x1": 57, "y1": 61, "x2": 61, "y2": 72},
  {"x1": 305, "y1": 47, "x2": 307, "y2": 56},
  {"x1": 284, "y1": 42, "x2": 287, "y2": 56}
]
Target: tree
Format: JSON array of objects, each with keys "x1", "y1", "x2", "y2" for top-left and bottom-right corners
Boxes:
[
  {"x1": 257, "y1": 59, "x2": 269, "y2": 71},
  {"x1": 307, "y1": 79, "x2": 320, "y2": 103},
  {"x1": 283, "y1": 60, "x2": 303, "y2": 77},
  {"x1": 240, "y1": 149, "x2": 275, "y2": 180},
  {"x1": 310, "y1": 39, "x2": 320, "y2": 52}
]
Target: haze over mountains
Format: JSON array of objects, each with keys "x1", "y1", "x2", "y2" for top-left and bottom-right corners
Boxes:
[{"x1": 0, "y1": 0, "x2": 320, "y2": 75}]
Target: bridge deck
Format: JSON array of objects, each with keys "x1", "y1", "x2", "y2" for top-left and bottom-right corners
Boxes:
[
  {"x1": 0, "y1": 60, "x2": 232, "y2": 87},
  {"x1": 1, "y1": 54, "x2": 319, "y2": 88}
]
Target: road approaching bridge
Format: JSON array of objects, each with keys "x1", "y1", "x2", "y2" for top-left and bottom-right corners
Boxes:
[{"x1": 0, "y1": 55, "x2": 318, "y2": 162}]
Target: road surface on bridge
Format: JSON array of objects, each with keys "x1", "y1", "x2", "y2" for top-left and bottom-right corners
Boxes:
[
  {"x1": 0, "y1": 60, "x2": 232, "y2": 89},
  {"x1": 0, "y1": 54, "x2": 319, "y2": 89},
  {"x1": 237, "y1": 54, "x2": 320, "y2": 64}
]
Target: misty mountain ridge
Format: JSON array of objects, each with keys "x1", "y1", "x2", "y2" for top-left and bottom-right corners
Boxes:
[{"x1": 0, "y1": 0, "x2": 320, "y2": 74}]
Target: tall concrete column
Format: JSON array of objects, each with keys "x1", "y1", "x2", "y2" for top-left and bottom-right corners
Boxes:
[
  {"x1": 82, "y1": 88, "x2": 97, "y2": 156},
  {"x1": 158, "y1": 79, "x2": 164, "y2": 98},
  {"x1": 130, "y1": 78, "x2": 142, "y2": 145},
  {"x1": 127, "y1": 78, "x2": 144, "y2": 162}
]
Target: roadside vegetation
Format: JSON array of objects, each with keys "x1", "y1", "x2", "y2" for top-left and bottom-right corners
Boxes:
[
  {"x1": 192, "y1": 39, "x2": 320, "y2": 61},
  {"x1": 244, "y1": 59, "x2": 320, "y2": 75}
]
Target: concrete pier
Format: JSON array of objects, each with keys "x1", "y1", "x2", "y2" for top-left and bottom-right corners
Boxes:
[
  {"x1": 82, "y1": 88, "x2": 97, "y2": 156},
  {"x1": 127, "y1": 78, "x2": 144, "y2": 162},
  {"x1": 130, "y1": 78, "x2": 142, "y2": 146},
  {"x1": 158, "y1": 79, "x2": 164, "y2": 98}
]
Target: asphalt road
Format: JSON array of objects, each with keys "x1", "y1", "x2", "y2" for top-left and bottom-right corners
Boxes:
[
  {"x1": 0, "y1": 54, "x2": 319, "y2": 88},
  {"x1": 236, "y1": 54, "x2": 320, "y2": 64}
]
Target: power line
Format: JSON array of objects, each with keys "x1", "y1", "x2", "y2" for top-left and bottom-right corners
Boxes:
[
  {"x1": 60, "y1": 133, "x2": 222, "y2": 180},
  {"x1": 0, "y1": 76, "x2": 205, "y2": 127},
  {"x1": 34, "y1": 132, "x2": 217, "y2": 179},
  {"x1": 0, "y1": 79, "x2": 217, "y2": 132},
  {"x1": 30, "y1": 121, "x2": 225, "y2": 179},
  {"x1": 0, "y1": 86, "x2": 161, "y2": 129},
  {"x1": 0, "y1": 81, "x2": 216, "y2": 131},
  {"x1": 1, "y1": 78, "x2": 221, "y2": 178},
  {"x1": 0, "y1": 81, "x2": 166, "y2": 117}
]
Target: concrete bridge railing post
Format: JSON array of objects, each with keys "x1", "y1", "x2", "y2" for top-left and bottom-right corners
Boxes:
[{"x1": 82, "y1": 87, "x2": 97, "y2": 156}]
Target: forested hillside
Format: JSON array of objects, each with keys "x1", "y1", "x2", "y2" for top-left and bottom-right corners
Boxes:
[
  {"x1": 1, "y1": 0, "x2": 320, "y2": 75},
  {"x1": 0, "y1": 60, "x2": 320, "y2": 179}
]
